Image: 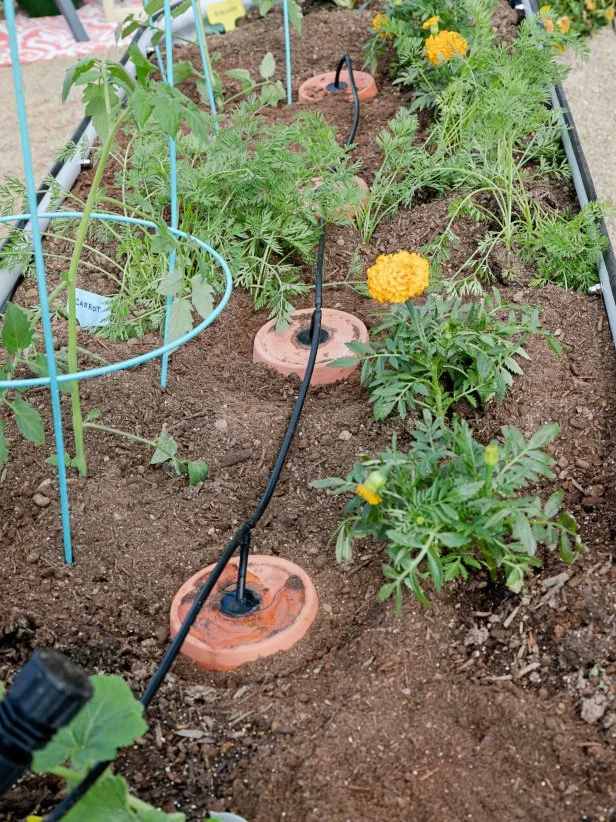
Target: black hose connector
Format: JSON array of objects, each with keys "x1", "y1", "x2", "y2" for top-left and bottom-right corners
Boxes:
[{"x1": 0, "y1": 649, "x2": 92, "y2": 795}]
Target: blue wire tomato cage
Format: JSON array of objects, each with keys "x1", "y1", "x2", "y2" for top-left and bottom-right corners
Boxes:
[{"x1": 0, "y1": 0, "x2": 295, "y2": 563}]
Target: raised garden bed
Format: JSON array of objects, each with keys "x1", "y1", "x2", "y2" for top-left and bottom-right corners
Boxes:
[{"x1": 1, "y1": 1, "x2": 616, "y2": 820}]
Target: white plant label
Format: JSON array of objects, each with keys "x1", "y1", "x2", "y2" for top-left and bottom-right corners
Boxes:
[{"x1": 72, "y1": 288, "x2": 111, "y2": 328}]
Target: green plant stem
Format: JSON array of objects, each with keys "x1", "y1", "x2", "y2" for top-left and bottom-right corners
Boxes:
[
  {"x1": 65, "y1": 111, "x2": 128, "y2": 477},
  {"x1": 83, "y1": 421, "x2": 181, "y2": 467},
  {"x1": 50, "y1": 764, "x2": 165, "y2": 814}
]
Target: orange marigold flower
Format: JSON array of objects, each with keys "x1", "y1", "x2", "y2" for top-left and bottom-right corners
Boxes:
[
  {"x1": 356, "y1": 471, "x2": 387, "y2": 506},
  {"x1": 366, "y1": 250, "x2": 430, "y2": 303},
  {"x1": 606, "y1": 7, "x2": 615, "y2": 19},
  {"x1": 425, "y1": 30, "x2": 468, "y2": 65},
  {"x1": 557, "y1": 15, "x2": 571, "y2": 31},
  {"x1": 371, "y1": 12, "x2": 392, "y2": 39},
  {"x1": 422, "y1": 14, "x2": 440, "y2": 29}
]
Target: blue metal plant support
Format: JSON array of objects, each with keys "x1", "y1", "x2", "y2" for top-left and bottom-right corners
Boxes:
[{"x1": 0, "y1": 0, "x2": 294, "y2": 563}]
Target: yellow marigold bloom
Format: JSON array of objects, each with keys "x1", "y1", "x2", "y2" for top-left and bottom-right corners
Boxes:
[
  {"x1": 539, "y1": 4, "x2": 552, "y2": 11},
  {"x1": 367, "y1": 250, "x2": 430, "y2": 303},
  {"x1": 425, "y1": 30, "x2": 468, "y2": 65},
  {"x1": 356, "y1": 484, "x2": 382, "y2": 505},
  {"x1": 606, "y1": 7, "x2": 615, "y2": 19},
  {"x1": 422, "y1": 14, "x2": 440, "y2": 29},
  {"x1": 371, "y1": 12, "x2": 392, "y2": 39},
  {"x1": 356, "y1": 470, "x2": 387, "y2": 506},
  {"x1": 372, "y1": 12, "x2": 387, "y2": 30},
  {"x1": 557, "y1": 15, "x2": 571, "y2": 31},
  {"x1": 586, "y1": 0, "x2": 596, "y2": 9}
]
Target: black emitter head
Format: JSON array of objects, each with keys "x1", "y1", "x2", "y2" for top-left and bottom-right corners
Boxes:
[{"x1": 0, "y1": 649, "x2": 92, "y2": 795}]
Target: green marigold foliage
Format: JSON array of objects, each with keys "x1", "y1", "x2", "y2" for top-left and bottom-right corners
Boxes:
[{"x1": 314, "y1": 413, "x2": 582, "y2": 606}]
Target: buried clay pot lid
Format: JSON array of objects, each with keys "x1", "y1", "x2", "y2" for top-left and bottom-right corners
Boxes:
[
  {"x1": 253, "y1": 307, "x2": 368, "y2": 385},
  {"x1": 169, "y1": 556, "x2": 319, "y2": 671},
  {"x1": 298, "y1": 70, "x2": 378, "y2": 104}
]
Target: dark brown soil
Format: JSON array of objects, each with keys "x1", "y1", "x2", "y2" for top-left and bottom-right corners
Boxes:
[{"x1": 1, "y1": 4, "x2": 616, "y2": 822}]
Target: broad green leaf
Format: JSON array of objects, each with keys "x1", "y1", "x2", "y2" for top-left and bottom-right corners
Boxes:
[
  {"x1": 62, "y1": 58, "x2": 95, "y2": 102},
  {"x1": 128, "y1": 45, "x2": 156, "y2": 86},
  {"x1": 131, "y1": 88, "x2": 154, "y2": 128},
  {"x1": 257, "y1": 0, "x2": 274, "y2": 14},
  {"x1": 310, "y1": 477, "x2": 348, "y2": 488},
  {"x1": 33, "y1": 675, "x2": 147, "y2": 773},
  {"x1": 62, "y1": 774, "x2": 134, "y2": 822},
  {"x1": 559, "y1": 531, "x2": 575, "y2": 563},
  {"x1": 151, "y1": 429, "x2": 178, "y2": 466},
  {"x1": 512, "y1": 512, "x2": 536, "y2": 556},
  {"x1": 172, "y1": 61, "x2": 196, "y2": 84},
  {"x1": 438, "y1": 532, "x2": 468, "y2": 548},
  {"x1": 259, "y1": 52, "x2": 276, "y2": 81},
  {"x1": 11, "y1": 398, "x2": 45, "y2": 445},
  {"x1": 2, "y1": 302, "x2": 34, "y2": 354},
  {"x1": 335, "y1": 523, "x2": 352, "y2": 562},
  {"x1": 329, "y1": 356, "x2": 360, "y2": 368},
  {"x1": 158, "y1": 267, "x2": 184, "y2": 297},
  {"x1": 226, "y1": 68, "x2": 253, "y2": 88},
  {"x1": 0, "y1": 424, "x2": 8, "y2": 470},
  {"x1": 187, "y1": 459, "x2": 208, "y2": 486},
  {"x1": 152, "y1": 94, "x2": 182, "y2": 138},
  {"x1": 287, "y1": 0, "x2": 302, "y2": 32},
  {"x1": 150, "y1": 230, "x2": 176, "y2": 255},
  {"x1": 455, "y1": 481, "x2": 484, "y2": 501},
  {"x1": 427, "y1": 546, "x2": 443, "y2": 592},
  {"x1": 168, "y1": 298, "x2": 193, "y2": 343},
  {"x1": 506, "y1": 565, "x2": 524, "y2": 594},
  {"x1": 191, "y1": 275, "x2": 214, "y2": 319}
]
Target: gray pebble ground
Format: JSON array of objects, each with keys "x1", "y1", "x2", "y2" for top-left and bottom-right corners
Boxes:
[{"x1": 563, "y1": 25, "x2": 616, "y2": 245}]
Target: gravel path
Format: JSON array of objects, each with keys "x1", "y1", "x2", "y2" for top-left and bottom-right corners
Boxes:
[
  {"x1": 563, "y1": 26, "x2": 616, "y2": 245},
  {"x1": 0, "y1": 49, "x2": 121, "y2": 185}
]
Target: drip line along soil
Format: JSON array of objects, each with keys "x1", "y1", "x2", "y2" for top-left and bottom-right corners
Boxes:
[
  {"x1": 1, "y1": 2, "x2": 616, "y2": 821},
  {"x1": 41, "y1": 49, "x2": 363, "y2": 821}
]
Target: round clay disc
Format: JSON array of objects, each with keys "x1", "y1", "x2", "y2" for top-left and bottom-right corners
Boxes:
[
  {"x1": 253, "y1": 308, "x2": 368, "y2": 385},
  {"x1": 298, "y1": 70, "x2": 378, "y2": 104},
  {"x1": 170, "y1": 555, "x2": 319, "y2": 671}
]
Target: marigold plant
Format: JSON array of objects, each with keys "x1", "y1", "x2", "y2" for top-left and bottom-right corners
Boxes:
[
  {"x1": 366, "y1": 250, "x2": 430, "y2": 303},
  {"x1": 313, "y1": 414, "x2": 583, "y2": 606}
]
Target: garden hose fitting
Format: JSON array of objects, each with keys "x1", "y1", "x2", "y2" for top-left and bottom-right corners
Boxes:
[{"x1": 0, "y1": 650, "x2": 92, "y2": 796}]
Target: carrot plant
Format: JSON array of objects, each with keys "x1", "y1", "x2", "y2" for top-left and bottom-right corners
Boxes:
[
  {"x1": 314, "y1": 413, "x2": 582, "y2": 605},
  {"x1": 99, "y1": 101, "x2": 360, "y2": 336}
]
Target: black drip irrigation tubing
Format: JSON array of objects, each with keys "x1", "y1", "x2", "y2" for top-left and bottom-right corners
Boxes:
[
  {"x1": 510, "y1": 0, "x2": 616, "y2": 341},
  {"x1": 41, "y1": 52, "x2": 361, "y2": 822}
]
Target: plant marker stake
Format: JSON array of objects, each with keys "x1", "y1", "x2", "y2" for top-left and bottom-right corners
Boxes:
[
  {"x1": 282, "y1": 0, "x2": 292, "y2": 105},
  {"x1": 4, "y1": 0, "x2": 73, "y2": 563},
  {"x1": 191, "y1": 0, "x2": 219, "y2": 125},
  {"x1": 160, "y1": 0, "x2": 179, "y2": 389}
]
